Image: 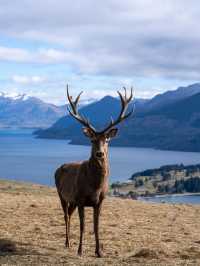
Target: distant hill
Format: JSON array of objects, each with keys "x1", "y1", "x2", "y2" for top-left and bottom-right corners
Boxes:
[
  {"x1": 149, "y1": 91, "x2": 200, "y2": 122},
  {"x1": 0, "y1": 93, "x2": 66, "y2": 128},
  {"x1": 143, "y1": 83, "x2": 200, "y2": 110},
  {"x1": 113, "y1": 92, "x2": 200, "y2": 151},
  {"x1": 35, "y1": 83, "x2": 200, "y2": 151}
]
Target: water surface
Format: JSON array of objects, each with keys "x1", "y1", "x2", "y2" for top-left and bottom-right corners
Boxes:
[
  {"x1": 0, "y1": 128, "x2": 200, "y2": 186},
  {"x1": 141, "y1": 194, "x2": 200, "y2": 205}
]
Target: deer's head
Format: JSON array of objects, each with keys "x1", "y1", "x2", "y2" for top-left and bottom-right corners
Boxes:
[{"x1": 66, "y1": 85, "x2": 133, "y2": 160}]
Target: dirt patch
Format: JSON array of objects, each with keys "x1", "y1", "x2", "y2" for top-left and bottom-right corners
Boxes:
[
  {"x1": 1, "y1": 179, "x2": 200, "y2": 265},
  {"x1": 133, "y1": 248, "x2": 166, "y2": 259}
]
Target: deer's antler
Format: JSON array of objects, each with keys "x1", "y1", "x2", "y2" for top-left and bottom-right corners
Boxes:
[
  {"x1": 66, "y1": 84, "x2": 96, "y2": 132},
  {"x1": 99, "y1": 87, "x2": 134, "y2": 134},
  {"x1": 66, "y1": 85, "x2": 133, "y2": 134}
]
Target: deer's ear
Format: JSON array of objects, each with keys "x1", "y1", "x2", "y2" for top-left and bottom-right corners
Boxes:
[
  {"x1": 106, "y1": 128, "x2": 118, "y2": 139},
  {"x1": 83, "y1": 127, "x2": 95, "y2": 138}
]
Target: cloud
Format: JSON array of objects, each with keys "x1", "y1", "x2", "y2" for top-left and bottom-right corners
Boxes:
[
  {"x1": 0, "y1": 46, "x2": 75, "y2": 64},
  {"x1": 12, "y1": 75, "x2": 45, "y2": 84},
  {"x1": 0, "y1": 46, "x2": 30, "y2": 62},
  {"x1": 1, "y1": 0, "x2": 200, "y2": 105},
  {"x1": 0, "y1": 0, "x2": 200, "y2": 81}
]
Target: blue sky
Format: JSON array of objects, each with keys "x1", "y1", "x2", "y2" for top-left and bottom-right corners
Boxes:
[{"x1": 0, "y1": 0, "x2": 199, "y2": 104}]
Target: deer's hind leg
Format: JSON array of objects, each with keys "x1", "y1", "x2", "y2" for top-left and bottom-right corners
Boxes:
[
  {"x1": 77, "y1": 205, "x2": 85, "y2": 256},
  {"x1": 58, "y1": 194, "x2": 70, "y2": 248},
  {"x1": 64, "y1": 202, "x2": 71, "y2": 248},
  {"x1": 67, "y1": 203, "x2": 76, "y2": 247}
]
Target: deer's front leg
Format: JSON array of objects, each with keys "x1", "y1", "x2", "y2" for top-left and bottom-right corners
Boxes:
[
  {"x1": 93, "y1": 202, "x2": 103, "y2": 257},
  {"x1": 78, "y1": 206, "x2": 85, "y2": 256}
]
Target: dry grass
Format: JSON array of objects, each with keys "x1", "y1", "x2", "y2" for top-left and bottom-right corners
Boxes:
[{"x1": 1, "y1": 179, "x2": 200, "y2": 265}]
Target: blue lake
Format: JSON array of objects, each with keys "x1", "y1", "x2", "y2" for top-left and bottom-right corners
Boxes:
[
  {"x1": 141, "y1": 194, "x2": 200, "y2": 205},
  {"x1": 0, "y1": 128, "x2": 200, "y2": 191}
]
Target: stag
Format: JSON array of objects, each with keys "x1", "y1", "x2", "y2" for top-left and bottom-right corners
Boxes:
[{"x1": 55, "y1": 85, "x2": 133, "y2": 257}]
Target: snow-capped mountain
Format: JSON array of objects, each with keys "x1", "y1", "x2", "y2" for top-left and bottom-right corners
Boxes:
[
  {"x1": 0, "y1": 92, "x2": 67, "y2": 128},
  {"x1": 0, "y1": 92, "x2": 97, "y2": 128},
  {"x1": 0, "y1": 92, "x2": 33, "y2": 102}
]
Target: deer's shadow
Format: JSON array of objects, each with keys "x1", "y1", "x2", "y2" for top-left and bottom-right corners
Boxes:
[{"x1": 0, "y1": 238, "x2": 40, "y2": 257}]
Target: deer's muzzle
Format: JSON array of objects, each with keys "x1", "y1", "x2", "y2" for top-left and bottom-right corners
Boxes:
[{"x1": 95, "y1": 151, "x2": 104, "y2": 158}]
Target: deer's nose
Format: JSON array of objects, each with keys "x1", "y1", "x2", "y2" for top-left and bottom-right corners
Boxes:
[{"x1": 96, "y1": 151, "x2": 104, "y2": 158}]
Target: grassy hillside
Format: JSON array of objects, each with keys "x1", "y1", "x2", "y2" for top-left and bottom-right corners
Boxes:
[{"x1": 1, "y1": 180, "x2": 200, "y2": 265}]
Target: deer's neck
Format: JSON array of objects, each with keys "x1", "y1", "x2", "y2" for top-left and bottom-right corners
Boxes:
[{"x1": 89, "y1": 153, "x2": 109, "y2": 187}]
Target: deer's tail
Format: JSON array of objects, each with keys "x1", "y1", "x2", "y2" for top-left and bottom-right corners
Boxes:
[{"x1": 55, "y1": 165, "x2": 64, "y2": 188}]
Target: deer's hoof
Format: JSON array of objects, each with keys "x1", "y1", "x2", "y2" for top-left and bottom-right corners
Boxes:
[
  {"x1": 65, "y1": 241, "x2": 70, "y2": 248},
  {"x1": 77, "y1": 248, "x2": 82, "y2": 256},
  {"x1": 95, "y1": 250, "x2": 103, "y2": 258}
]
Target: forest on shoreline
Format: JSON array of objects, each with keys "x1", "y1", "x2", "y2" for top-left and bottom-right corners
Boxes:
[{"x1": 111, "y1": 163, "x2": 200, "y2": 198}]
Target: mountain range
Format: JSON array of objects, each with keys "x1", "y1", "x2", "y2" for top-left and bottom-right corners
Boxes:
[
  {"x1": 141, "y1": 83, "x2": 200, "y2": 111},
  {"x1": 35, "y1": 83, "x2": 200, "y2": 152},
  {"x1": 0, "y1": 93, "x2": 66, "y2": 128}
]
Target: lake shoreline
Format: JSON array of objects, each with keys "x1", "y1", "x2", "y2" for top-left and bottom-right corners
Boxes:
[
  {"x1": 144, "y1": 192, "x2": 200, "y2": 198},
  {"x1": 2, "y1": 177, "x2": 200, "y2": 205},
  {"x1": 0, "y1": 126, "x2": 198, "y2": 153},
  {"x1": 113, "y1": 189, "x2": 200, "y2": 202},
  {"x1": 2, "y1": 176, "x2": 200, "y2": 197},
  {"x1": 36, "y1": 133, "x2": 200, "y2": 153}
]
